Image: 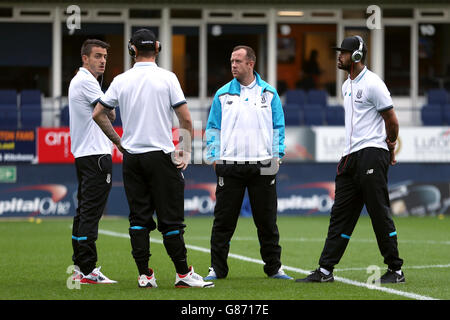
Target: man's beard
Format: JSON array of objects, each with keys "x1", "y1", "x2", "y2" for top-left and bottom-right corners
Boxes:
[{"x1": 338, "y1": 62, "x2": 351, "y2": 72}]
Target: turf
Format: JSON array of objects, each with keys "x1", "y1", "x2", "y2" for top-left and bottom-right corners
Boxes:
[{"x1": 0, "y1": 215, "x2": 449, "y2": 300}]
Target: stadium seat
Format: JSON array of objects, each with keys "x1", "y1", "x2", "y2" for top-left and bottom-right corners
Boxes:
[
  {"x1": 20, "y1": 89, "x2": 41, "y2": 105},
  {"x1": 285, "y1": 89, "x2": 307, "y2": 106},
  {"x1": 426, "y1": 89, "x2": 448, "y2": 105},
  {"x1": 0, "y1": 105, "x2": 19, "y2": 129},
  {"x1": 0, "y1": 90, "x2": 18, "y2": 105},
  {"x1": 60, "y1": 105, "x2": 69, "y2": 127},
  {"x1": 421, "y1": 104, "x2": 443, "y2": 126},
  {"x1": 112, "y1": 107, "x2": 122, "y2": 127},
  {"x1": 0, "y1": 90, "x2": 18, "y2": 129},
  {"x1": 303, "y1": 104, "x2": 324, "y2": 125},
  {"x1": 19, "y1": 90, "x2": 42, "y2": 128},
  {"x1": 307, "y1": 89, "x2": 328, "y2": 106},
  {"x1": 283, "y1": 103, "x2": 303, "y2": 126},
  {"x1": 326, "y1": 105, "x2": 345, "y2": 126},
  {"x1": 443, "y1": 104, "x2": 450, "y2": 125}
]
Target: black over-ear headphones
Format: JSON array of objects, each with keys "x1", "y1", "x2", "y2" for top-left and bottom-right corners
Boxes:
[
  {"x1": 127, "y1": 39, "x2": 162, "y2": 58},
  {"x1": 351, "y1": 36, "x2": 364, "y2": 63}
]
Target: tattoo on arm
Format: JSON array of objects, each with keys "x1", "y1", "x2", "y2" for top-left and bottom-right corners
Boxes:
[{"x1": 93, "y1": 104, "x2": 121, "y2": 145}]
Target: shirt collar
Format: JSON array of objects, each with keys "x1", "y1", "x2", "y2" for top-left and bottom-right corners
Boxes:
[
  {"x1": 240, "y1": 77, "x2": 257, "y2": 90},
  {"x1": 349, "y1": 66, "x2": 368, "y2": 83},
  {"x1": 133, "y1": 62, "x2": 157, "y2": 68},
  {"x1": 79, "y1": 67, "x2": 96, "y2": 78}
]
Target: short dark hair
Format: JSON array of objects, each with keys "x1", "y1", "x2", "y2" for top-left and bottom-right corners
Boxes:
[
  {"x1": 232, "y1": 45, "x2": 256, "y2": 63},
  {"x1": 81, "y1": 39, "x2": 110, "y2": 57}
]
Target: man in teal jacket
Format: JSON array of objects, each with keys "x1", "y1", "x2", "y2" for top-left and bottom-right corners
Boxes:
[{"x1": 204, "y1": 45, "x2": 292, "y2": 281}]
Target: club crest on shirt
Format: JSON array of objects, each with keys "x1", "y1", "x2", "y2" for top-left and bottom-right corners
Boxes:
[
  {"x1": 218, "y1": 176, "x2": 224, "y2": 187},
  {"x1": 356, "y1": 89, "x2": 363, "y2": 99},
  {"x1": 106, "y1": 173, "x2": 111, "y2": 184},
  {"x1": 261, "y1": 95, "x2": 266, "y2": 104}
]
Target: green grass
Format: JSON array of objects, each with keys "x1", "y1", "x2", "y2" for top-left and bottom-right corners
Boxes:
[{"x1": 0, "y1": 215, "x2": 449, "y2": 300}]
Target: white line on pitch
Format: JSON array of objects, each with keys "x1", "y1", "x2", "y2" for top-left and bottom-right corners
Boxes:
[
  {"x1": 98, "y1": 228, "x2": 439, "y2": 301},
  {"x1": 334, "y1": 263, "x2": 450, "y2": 272},
  {"x1": 181, "y1": 236, "x2": 450, "y2": 246}
]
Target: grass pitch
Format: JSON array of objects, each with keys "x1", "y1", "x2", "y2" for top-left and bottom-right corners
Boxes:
[{"x1": 0, "y1": 215, "x2": 449, "y2": 301}]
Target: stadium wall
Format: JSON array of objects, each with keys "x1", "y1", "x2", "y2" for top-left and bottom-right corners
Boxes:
[{"x1": 0, "y1": 163, "x2": 449, "y2": 219}]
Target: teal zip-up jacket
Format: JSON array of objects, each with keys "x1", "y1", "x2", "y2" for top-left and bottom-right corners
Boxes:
[{"x1": 205, "y1": 72, "x2": 285, "y2": 162}]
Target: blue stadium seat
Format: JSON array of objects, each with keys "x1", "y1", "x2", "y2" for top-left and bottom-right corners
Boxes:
[
  {"x1": 20, "y1": 107, "x2": 42, "y2": 128},
  {"x1": 0, "y1": 90, "x2": 18, "y2": 129},
  {"x1": 112, "y1": 107, "x2": 122, "y2": 127},
  {"x1": 0, "y1": 90, "x2": 18, "y2": 105},
  {"x1": 285, "y1": 89, "x2": 307, "y2": 106},
  {"x1": 60, "y1": 105, "x2": 69, "y2": 127},
  {"x1": 20, "y1": 89, "x2": 41, "y2": 104},
  {"x1": 443, "y1": 104, "x2": 450, "y2": 125},
  {"x1": 421, "y1": 104, "x2": 443, "y2": 126},
  {"x1": 326, "y1": 105, "x2": 345, "y2": 126},
  {"x1": 0, "y1": 106, "x2": 19, "y2": 129},
  {"x1": 307, "y1": 89, "x2": 328, "y2": 106},
  {"x1": 427, "y1": 89, "x2": 448, "y2": 105},
  {"x1": 20, "y1": 90, "x2": 42, "y2": 128},
  {"x1": 303, "y1": 104, "x2": 324, "y2": 125},
  {"x1": 283, "y1": 103, "x2": 302, "y2": 126}
]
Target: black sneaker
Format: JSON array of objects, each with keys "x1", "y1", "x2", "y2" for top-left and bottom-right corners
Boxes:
[
  {"x1": 295, "y1": 268, "x2": 334, "y2": 283},
  {"x1": 379, "y1": 269, "x2": 405, "y2": 284}
]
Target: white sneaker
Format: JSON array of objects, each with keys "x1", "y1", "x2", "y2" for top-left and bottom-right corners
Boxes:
[
  {"x1": 203, "y1": 267, "x2": 218, "y2": 281},
  {"x1": 72, "y1": 265, "x2": 84, "y2": 281},
  {"x1": 175, "y1": 266, "x2": 214, "y2": 288},
  {"x1": 270, "y1": 267, "x2": 294, "y2": 280},
  {"x1": 80, "y1": 266, "x2": 118, "y2": 284},
  {"x1": 138, "y1": 268, "x2": 158, "y2": 288}
]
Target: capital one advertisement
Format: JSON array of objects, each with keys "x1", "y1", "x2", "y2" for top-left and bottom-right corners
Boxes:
[
  {"x1": 1, "y1": 162, "x2": 450, "y2": 218},
  {"x1": 0, "y1": 164, "x2": 339, "y2": 218}
]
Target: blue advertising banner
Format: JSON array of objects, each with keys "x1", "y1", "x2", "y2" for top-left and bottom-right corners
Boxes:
[
  {"x1": 0, "y1": 163, "x2": 449, "y2": 218},
  {"x1": 0, "y1": 130, "x2": 36, "y2": 163}
]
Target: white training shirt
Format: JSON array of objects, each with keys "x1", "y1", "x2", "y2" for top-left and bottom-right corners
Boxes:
[
  {"x1": 99, "y1": 62, "x2": 186, "y2": 154},
  {"x1": 220, "y1": 78, "x2": 272, "y2": 161},
  {"x1": 68, "y1": 67, "x2": 112, "y2": 158},
  {"x1": 341, "y1": 66, "x2": 393, "y2": 156}
]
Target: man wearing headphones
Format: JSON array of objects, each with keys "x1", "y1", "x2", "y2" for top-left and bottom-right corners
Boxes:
[
  {"x1": 93, "y1": 29, "x2": 213, "y2": 288},
  {"x1": 296, "y1": 36, "x2": 404, "y2": 284}
]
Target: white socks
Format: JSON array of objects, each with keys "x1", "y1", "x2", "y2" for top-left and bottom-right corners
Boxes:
[{"x1": 320, "y1": 267, "x2": 331, "y2": 275}]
